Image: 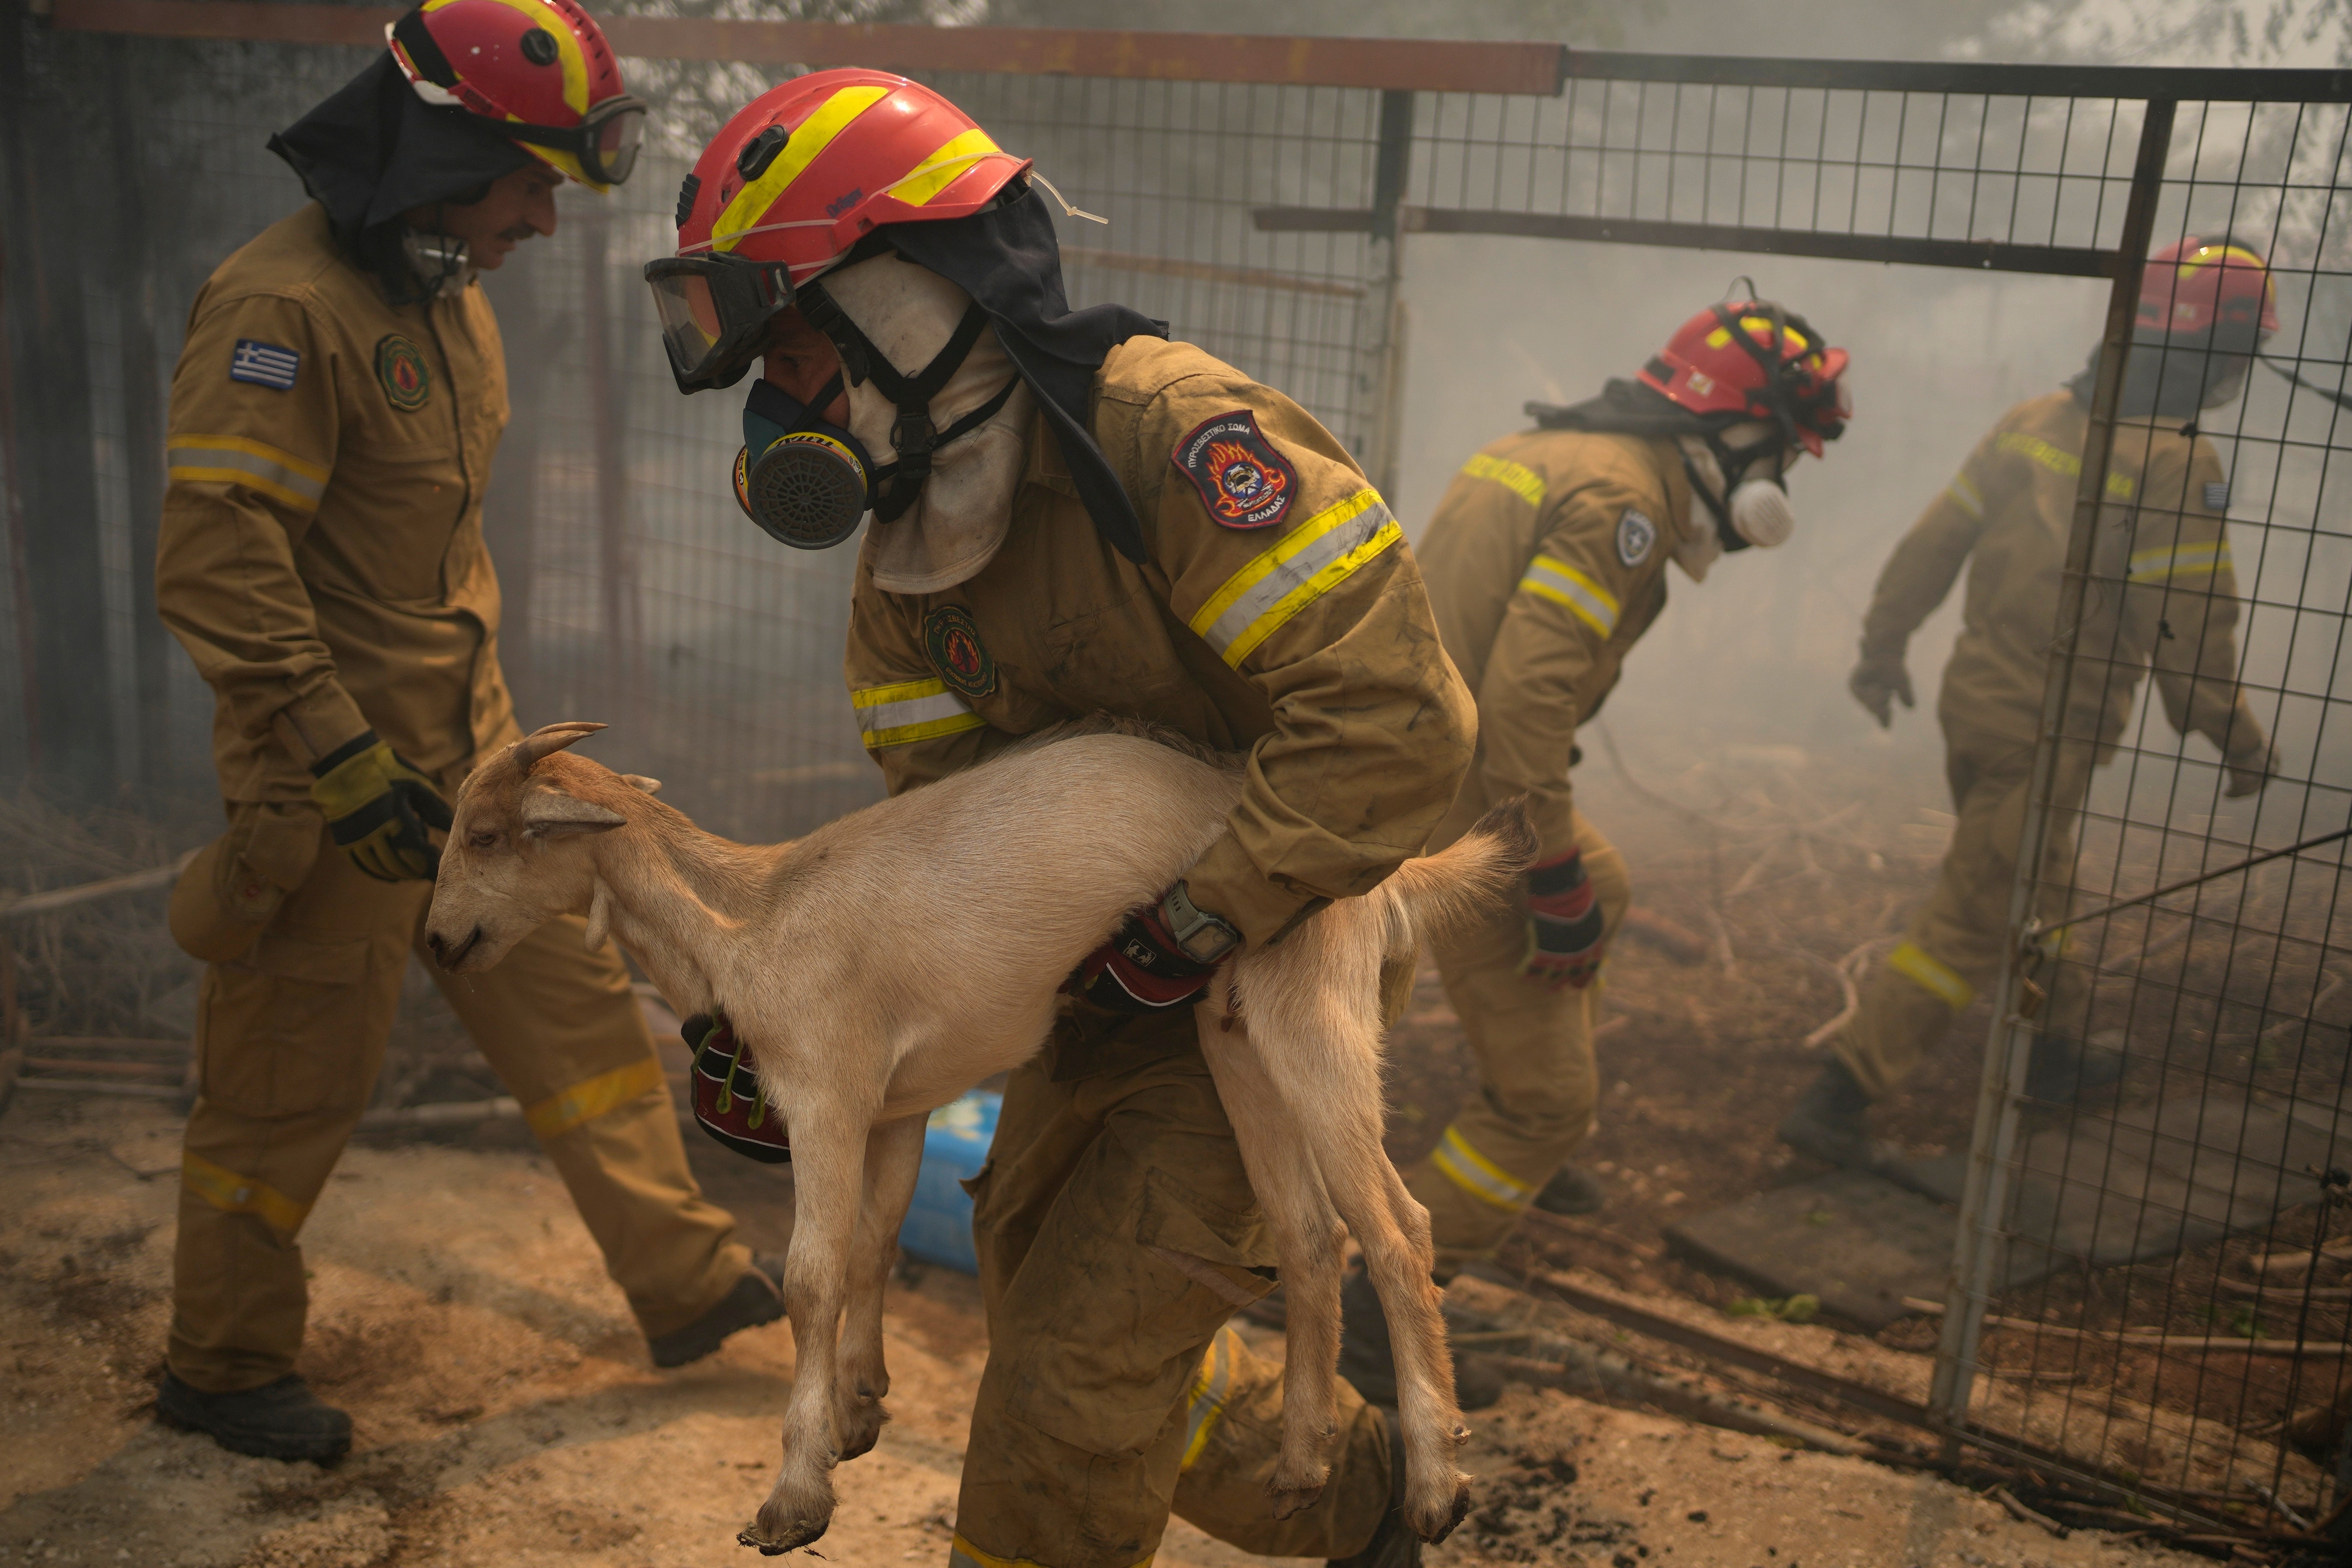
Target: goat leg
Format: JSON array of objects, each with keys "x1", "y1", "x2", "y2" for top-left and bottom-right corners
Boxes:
[
  {"x1": 742, "y1": 1098, "x2": 869, "y2": 1556},
  {"x1": 1197, "y1": 1008, "x2": 1344, "y2": 1517},
  {"x1": 1233, "y1": 953, "x2": 1472, "y2": 1546},
  {"x1": 836, "y1": 1113, "x2": 926, "y2": 1463}
]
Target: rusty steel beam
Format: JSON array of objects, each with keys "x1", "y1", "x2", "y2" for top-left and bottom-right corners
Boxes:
[{"x1": 45, "y1": 0, "x2": 1571, "y2": 94}]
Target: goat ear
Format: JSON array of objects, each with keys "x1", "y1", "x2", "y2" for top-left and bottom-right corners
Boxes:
[
  {"x1": 520, "y1": 785, "x2": 627, "y2": 839},
  {"x1": 621, "y1": 774, "x2": 663, "y2": 796},
  {"x1": 584, "y1": 876, "x2": 612, "y2": 952}
]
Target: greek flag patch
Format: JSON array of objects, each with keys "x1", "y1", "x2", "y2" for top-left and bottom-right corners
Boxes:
[
  {"x1": 229, "y1": 339, "x2": 299, "y2": 391},
  {"x1": 2204, "y1": 480, "x2": 2230, "y2": 511}
]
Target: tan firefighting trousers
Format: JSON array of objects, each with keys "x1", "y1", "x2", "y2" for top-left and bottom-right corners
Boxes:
[
  {"x1": 1404, "y1": 809, "x2": 1632, "y2": 1274},
  {"x1": 168, "y1": 817, "x2": 748, "y2": 1392},
  {"x1": 1836, "y1": 723, "x2": 2095, "y2": 1100},
  {"x1": 948, "y1": 1010, "x2": 1392, "y2": 1568}
]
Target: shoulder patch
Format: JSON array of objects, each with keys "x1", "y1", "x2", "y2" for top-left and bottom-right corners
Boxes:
[
  {"x1": 374, "y1": 334, "x2": 431, "y2": 412},
  {"x1": 1172, "y1": 410, "x2": 1297, "y2": 530},
  {"x1": 229, "y1": 339, "x2": 300, "y2": 391},
  {"x1": 1616, "y1": 508, "x2": 1656, "y2": 567},
  {"x1": 924, "y1": 605, "x2": 997, "y2": 700},
  {"x1": 2204, "y1": 480, "x2": 2230, "y2": 511}
]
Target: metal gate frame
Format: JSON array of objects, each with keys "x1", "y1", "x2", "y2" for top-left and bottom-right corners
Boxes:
[{"x1": 17, "y1": 0, "x2": 2352, "y2": 1536}]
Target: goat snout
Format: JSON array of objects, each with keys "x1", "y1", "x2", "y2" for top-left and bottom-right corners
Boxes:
[{"x1": 427, "y1": 925, "x2": 482, "y2": 971}]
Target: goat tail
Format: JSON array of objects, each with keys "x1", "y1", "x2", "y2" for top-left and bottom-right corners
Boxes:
[{"x1": 1369, "y1": 795, "x2": 1540, "y2": 957}]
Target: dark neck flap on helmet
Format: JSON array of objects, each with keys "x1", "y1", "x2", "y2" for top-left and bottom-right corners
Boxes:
[
  {"x1": 1527, "y1": 378, "x2": 1718, "y2": 439},
  {"x1": 878, "y1": 183, "x2": 1168, "y2": 564},
  {"x1": 269, "y1": 53, "x2": 531, "y2": 287},
  {"x1": 2067, "y1": 334, "x2": 2244, "y2": 422}
]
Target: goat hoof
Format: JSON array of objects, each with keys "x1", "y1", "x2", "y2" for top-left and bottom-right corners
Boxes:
[
  {"x1": 1409, "y1": 1476, "x2": 1474, "y2": 1545},
  {"x1": 1264, "y1": 1474, "x2": 1329, "y2": 1521},
  {"x1": 738, "y1": 1515, "x2": 828, "y2": 1556}
]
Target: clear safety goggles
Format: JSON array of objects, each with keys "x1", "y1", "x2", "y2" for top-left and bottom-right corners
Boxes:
[
  {"x1": 501, "y1": 95, "x2": 647, "y2": 187},
  {"x1": 643, "y1": 252, "x2": 799, "y2": 393}
]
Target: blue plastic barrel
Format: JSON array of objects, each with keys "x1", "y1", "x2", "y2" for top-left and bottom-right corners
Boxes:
[{"x1": 895, "y1": 1090, "x2": 1001, "y2": 1273}]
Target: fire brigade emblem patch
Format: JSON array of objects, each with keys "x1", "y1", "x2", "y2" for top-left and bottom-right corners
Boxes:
[
  {"x1": 1617, "y1": 508, "x2": 1656, "y2": 567},
  {"x1": 1173, "y1": 410, "x2": 1296, "y2": 530},
  {"x1": 375, "y1": 335, "x2": 431, "y2": 412},
  {"x1": 924, "y1": 605, "x2": 997, "y2": 700}
]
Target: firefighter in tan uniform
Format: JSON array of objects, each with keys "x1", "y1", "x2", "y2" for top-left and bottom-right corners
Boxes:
[
  {"x1": 1779, "y1": 235, "x2": 2280, "y2": 1166},
  {"x1": 1374, "y1": 303, "x2": 1851, "y2": 1344},
  {"x1": 153, "y1": 2, "x2": 783, "y2": 1464},
  {"x1": 650, "y1": 74, "x2": 1473, "y2": 1568}
]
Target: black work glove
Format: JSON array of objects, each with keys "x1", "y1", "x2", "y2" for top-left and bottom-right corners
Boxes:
[
  {"x1": 1067, "y1": 884, "x2": 1239, "y2": 1016},
  {"x1": 1849, "y1": 653, "x2": 1915, "y2": 729},
  {"x1": 307, "y1": 729, "x2": 453, "y2": 882},
  {"x1": 1522, "y1": 847, "x2": 1606, "y2": 991}
]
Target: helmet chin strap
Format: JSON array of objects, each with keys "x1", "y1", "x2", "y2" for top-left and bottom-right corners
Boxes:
[
  {"x1": 798, "y1": 281, "x2": 995, "y2": 523},
  {"x1": 1679, "y1": 433, "x2": 1783, "y2": 554}
]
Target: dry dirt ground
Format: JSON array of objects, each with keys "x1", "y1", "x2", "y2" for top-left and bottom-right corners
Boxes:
[{"x1": 2, "y1": 1091, "x2": 2209, "y2": 1568}]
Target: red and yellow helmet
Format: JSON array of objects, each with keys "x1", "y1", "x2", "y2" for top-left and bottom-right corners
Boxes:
[
  {"x1": 1638, "y1": 299, "x2": 1851, "y2": 456},
  {"x1": 2139, "y1": 235, "x2": 2281, "y2": 344},
  {"x1": 387, "y1": 0, "x2": 644, "y2": 190},
  {"x1": 646, "y1": 71, "x2": 1031, "y2": 392}
]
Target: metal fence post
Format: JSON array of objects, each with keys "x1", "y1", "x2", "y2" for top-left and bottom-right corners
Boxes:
[
  {"x1": 1927, "y1": 96, "x2": 2179, "y2": 1444},
  {"x1": 1364, "y1": 87, "x2": 1413, "y2": 500}
]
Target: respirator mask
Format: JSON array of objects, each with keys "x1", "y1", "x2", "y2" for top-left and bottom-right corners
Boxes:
[
  {"x1": 1682, "y1": 430, "x2": 1797, "y2": 552},
  {"x1": 730, "y1": 275, "x2": 1020, "y2": 552},
  {"x1": 734, "y1": 375, "x2": 881, "y2": 550}
]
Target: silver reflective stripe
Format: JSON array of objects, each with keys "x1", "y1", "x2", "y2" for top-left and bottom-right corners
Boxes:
[
  {"x1": 1518, "y1": 555, "x2": 1619, "y2": 637},
  {"x1": 165, "y1": 440, "x2": 327, "y2": 504},
  {"x1": 851, "y1": 677, "x2": 984, "y2": 750},
  {"x1": 1188, "y1": 490, "x2": 1401, "y2": 667}
]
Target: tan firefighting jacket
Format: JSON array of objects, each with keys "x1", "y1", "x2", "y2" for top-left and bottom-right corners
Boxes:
[
  {"x1": 1861, "y1": 390, "x2": 2263, "y2": 759},
  {"x1": 844, "y1": 337, "x2": 1475, "y2": 948},
  {"x1": 1413, "y1": 428, "x2": 1698, "y2": 859},
  {"x1": 157, "y1": 202, "x2": 519, "y2": 803}
]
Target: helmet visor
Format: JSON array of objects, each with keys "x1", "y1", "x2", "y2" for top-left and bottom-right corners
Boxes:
[
  {"x1": 644, "y1": 254, "x2": 796, "y2": 393},
  {"x1": 583, "y1": 98, "x2": 645, "y2": 186},
  {"x1": 500, "y1": 96, "x2": 647, "y2": 187}
]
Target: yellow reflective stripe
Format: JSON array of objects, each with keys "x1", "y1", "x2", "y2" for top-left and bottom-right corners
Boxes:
[
  {"x1": 168, "y1": 435, "x2": 329, "y2": 510},
  {"x1": 851, "y1": 677, "x2": 985, "y2": 750},
  {"x1": 1429, "y1": 1125, "x2": 1535, "y2": 1212},
  {"x1": 949, "y1": 1535, "x2": 1155, "y2": 1568},
  {"x1": 1518, "y1": 554, "x2": 1620, "y2": 637},
  {"x1": 1187, "y1": 490, "x2": 1403, "y2": 668},
  {"x1": 1888, "y1": 940, "x2": 1974, "y2": 1010},
  {"x1": 1947, "y1": 474, "x2": 1985, "y2": 520},
  {"x1": 524, "y1": 1057, "x2": 667, "y2": 1141},
  {"x1": 182, "y1": 1151, "x2": 310, "y2": 1235},
  {"x1": 1995, "y1": 431, "x2": 2134, "y2": 499},
  {"x1": 2128, "y1": 539, "x2": 2231, "y2": 583},
  {"x1": 713, "y1": 86, "x2": 892, "y2": 252},
  {"x1": 889, "y1": 128, "x2": 1008, "y2": 207},
  {"x1": 1180, "y1": 1327, "x2": 1240, "y2": 1472},
  {"x1": 1461, "y1": 452, "x2": 1547, "y2": 508}
]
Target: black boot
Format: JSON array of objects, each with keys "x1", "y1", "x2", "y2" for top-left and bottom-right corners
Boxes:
[
  {"x1": 1776, "y1": 1060, "x2": 1879, "y2": 1169},
  {"x1": 1531, "y1": 1164, "x2": 1606, "y2": 1217},
  {"x1": 156, "y1": 1371, "x2": 352, "y2": 1462},
  {"x1": 1327, "y1": 1409, "x2": 1420, "y2": 1568},
  {"x1": 1336, "y1": 1267, "x2": 1503, "y2": 1412},
  {"x1": 648, "y1": 1252, "x2": 786, "y2": 1368},
  {"x1": 2022, "y1": 1032, "x2": 2125, "y2": 1105}
]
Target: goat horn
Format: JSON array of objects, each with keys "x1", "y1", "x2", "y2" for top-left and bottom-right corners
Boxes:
[{"x1": 510, "y1": 721, "x2": 608, "y2": 773}]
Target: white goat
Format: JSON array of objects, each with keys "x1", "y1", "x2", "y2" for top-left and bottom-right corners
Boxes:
[{"x1": 424, "y1": 720, "x2": 1534, "y2": 1553}]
